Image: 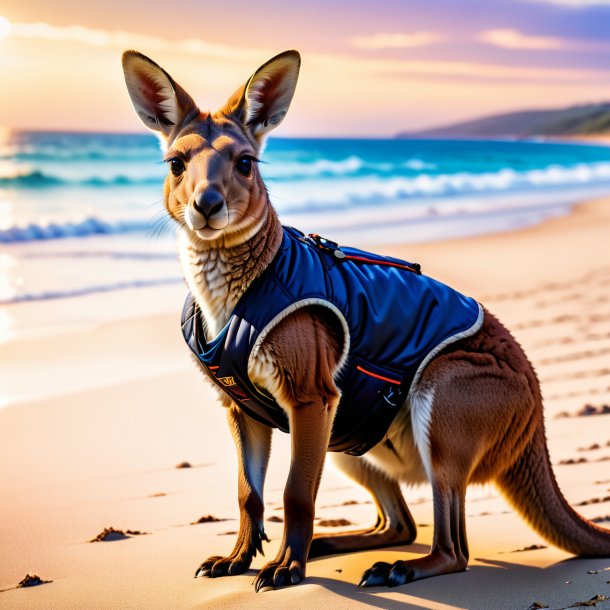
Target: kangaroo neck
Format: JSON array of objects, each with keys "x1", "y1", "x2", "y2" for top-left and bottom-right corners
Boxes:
[{"x1": 179, "y1": 208, "x2": 283, "y2": 339}]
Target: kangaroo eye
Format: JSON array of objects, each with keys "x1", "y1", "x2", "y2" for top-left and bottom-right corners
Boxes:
[
  {"x1": 236, "y1": 156, "x2": 253, "y2": 177},
  {"x1": 168, "y1": 158, "x2": 185, "y2": 177}
]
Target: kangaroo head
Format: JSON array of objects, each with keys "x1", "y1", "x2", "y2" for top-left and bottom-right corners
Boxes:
[{"x1": 122, "y1": 50, "x2": 300, "y2": 247}]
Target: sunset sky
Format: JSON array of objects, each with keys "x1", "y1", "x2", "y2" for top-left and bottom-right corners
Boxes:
[{"x1": 2, "y1": 0, "x2": 610, "y2": 136}]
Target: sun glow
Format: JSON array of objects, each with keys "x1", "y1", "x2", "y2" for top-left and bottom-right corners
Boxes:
[{"x1": 0, "y1": 16, "x2": 11, "y2": 38}]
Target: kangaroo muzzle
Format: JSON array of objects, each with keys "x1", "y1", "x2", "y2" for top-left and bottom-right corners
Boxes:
[{"x1": 187, "y1": 186, "x2": 228, "y2": 231}]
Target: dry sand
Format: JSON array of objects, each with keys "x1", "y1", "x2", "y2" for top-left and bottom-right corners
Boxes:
[{"x1": 1, "y1": 198, "x2": 609, "y2": 609}]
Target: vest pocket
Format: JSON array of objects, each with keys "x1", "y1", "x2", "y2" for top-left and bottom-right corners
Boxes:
[
  {"x1": 330, "y1": 358, "x2": 405, "y2": 455},
  {"x1": 354, "y1": 362, "x2": 401, "y2": 386},
  {"x1": 351, "y1": 358, "x2": 405, "y2": 408}
]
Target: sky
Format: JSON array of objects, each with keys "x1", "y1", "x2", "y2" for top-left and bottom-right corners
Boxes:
[{"x1": 2, "y1": 0, "x2": 610, "y2": 136}]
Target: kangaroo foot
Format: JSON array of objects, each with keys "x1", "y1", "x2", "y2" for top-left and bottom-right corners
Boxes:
[{"x1": 358, "y1": 550, "x2": 467, "y2": 587}]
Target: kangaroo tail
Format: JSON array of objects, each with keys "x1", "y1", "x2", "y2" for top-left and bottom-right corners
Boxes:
[{"x1": 496, "y1": 423, "x2": 610, "y2": 556}]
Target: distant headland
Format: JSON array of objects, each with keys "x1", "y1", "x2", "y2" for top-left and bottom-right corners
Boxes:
[{"x1": 397, "y1": 103, "x2": 610, "y2": 141}]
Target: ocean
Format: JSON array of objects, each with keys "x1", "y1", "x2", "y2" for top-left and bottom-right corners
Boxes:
[{"x1": 2, "y1": 130, "x2": 610, "y2": 312}]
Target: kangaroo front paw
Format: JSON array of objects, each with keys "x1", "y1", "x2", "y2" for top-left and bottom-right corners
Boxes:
[
  {"x1": 195, "y1": 527, "x2": 269, "y2": 579},
  {"x1": 253, "y1": 553, "x2": 305, "y2": 592},
  {"x1": 195, "y1": 552, "x2": 252, "y2": 578}
]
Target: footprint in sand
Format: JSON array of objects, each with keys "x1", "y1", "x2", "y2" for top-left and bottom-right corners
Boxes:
[
  {"x1": 556, "y1": 404, "x2": 610, "y2": 419},
  {"x1": 267, "y1": 515, "x2": 283, "y2": 523},
  {"x1": 190, "y1": 515, "x2": 226, "y2": 525},
  {"x1": 575, "y1": 495, "x2": 610, "y2": 507},
  {"x1": 317, "y1": 518, "x2": 353, "y2": 527},
  {"x1": 558, "y1": 458, "x2": 589, "y2": 466},
  {"x1": 509, "y1": 544, "x2": 547, "y2": 553},
  {"x1": 89, "y1": 527, "x2": 149, "y2": 542},
  {"x1": 591, "y1": 515, "x2": 610, "y2": 524},
  {"x1": 0, "y1": 574, "x2": 52, "y2": 593}
]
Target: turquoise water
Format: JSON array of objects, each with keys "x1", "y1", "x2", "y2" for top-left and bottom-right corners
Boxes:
[
  {"x1": 2, "y1": 131, "x2": 610, "y2": 242},
  {"x1": 2, "y1": 131, "x2": 610, "y2": 307}
]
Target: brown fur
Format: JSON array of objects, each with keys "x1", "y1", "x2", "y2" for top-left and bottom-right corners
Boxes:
[{"x1": 122, "y1": 49, "x2": 610, "y2": 591}]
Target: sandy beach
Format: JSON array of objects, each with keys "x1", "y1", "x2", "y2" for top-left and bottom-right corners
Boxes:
[{"x1": 1, "y1": 197, "x2": 609, "y2": 610}]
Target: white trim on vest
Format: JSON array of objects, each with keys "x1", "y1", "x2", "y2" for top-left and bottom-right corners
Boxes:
[{"x1": 248, "y1": 298, "x2": 351, "y2": 379}]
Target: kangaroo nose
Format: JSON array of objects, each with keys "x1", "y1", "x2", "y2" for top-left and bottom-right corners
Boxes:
[{"x1": 193, "y1": 189, "x2": 225, "y2": 218}]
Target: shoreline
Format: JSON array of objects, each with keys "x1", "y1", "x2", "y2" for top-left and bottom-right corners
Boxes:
[
  {"x1": 0, "y1": 195, "x2": 609, "y2": 609},
  {"x1": 0, "y1": 187, "x2": 598, "y2": 247},
  {"x1": 3, "y1": 182, "x2": 610, "y2": 309}
]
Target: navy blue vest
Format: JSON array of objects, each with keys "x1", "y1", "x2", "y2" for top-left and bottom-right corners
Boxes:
[{"x1": 182, "y1": 227, "x2": 482, "y2": 456}]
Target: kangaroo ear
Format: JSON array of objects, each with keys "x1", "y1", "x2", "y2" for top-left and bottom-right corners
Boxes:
[
  {"x1": 122, "y1": 50, "x2": 199, "y2": 142},
  {"x1": 224, "y1": 50, "x2": 300, "y2": 149}
]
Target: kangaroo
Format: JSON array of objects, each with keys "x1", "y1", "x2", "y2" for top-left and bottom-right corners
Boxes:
[{"x1": 122, "y1": 49, "x2": 610, "y2": 591}]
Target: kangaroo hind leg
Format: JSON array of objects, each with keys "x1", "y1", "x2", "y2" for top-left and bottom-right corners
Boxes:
[
  {"x1": 358, "y1": 316, "x2": 529, "y2": 587},
  {"x1": 309, "y1": 452, "x2": 417, "y2": 558},
  {"x1": 359, "y1": 478, "x2": 468, "y2": 587},
  {"x1": 360, "y1": 382, "x2": 473, "y2": 587}
]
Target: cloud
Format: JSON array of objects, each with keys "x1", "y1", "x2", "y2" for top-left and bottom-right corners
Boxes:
[
  {"x1": 350, "y1": 32, "x2": 442, "y2": 50},
  {"x1": 3, "y1": 16, "x2": 610, "y2": 85},
  {"x1": 480, "y1": 29, "x2": 566, "y2": 50},
  {"x1": 318, "y1": 54, "x2": 609, "y2": 82},
  {"x1": 2, "y1": 17, "x2": 265, "y2": 63},
  {"x1": 479, "y1": 28, "x2": 610, "y2": 52},
  {"x1": 0, "y1": 15, "x2": 10, "y2": 38}
]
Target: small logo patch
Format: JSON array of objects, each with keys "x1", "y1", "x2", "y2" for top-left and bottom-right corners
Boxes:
[{"x1": 218, "y1": 376, "x2": 236, "y2": 387}]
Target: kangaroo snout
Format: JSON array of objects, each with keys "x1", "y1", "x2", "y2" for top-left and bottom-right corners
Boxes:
[
  {"x1": 187, "y1": 186, "x2": 227, "y2": 231},
  {"x1": 194, "y1": 188, "x2": 225, "y2": 219}
]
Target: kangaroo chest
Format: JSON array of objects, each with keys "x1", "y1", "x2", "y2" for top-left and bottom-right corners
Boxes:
[{"x1": 181, "y1": 226, "x2": 482, "y2": 456}]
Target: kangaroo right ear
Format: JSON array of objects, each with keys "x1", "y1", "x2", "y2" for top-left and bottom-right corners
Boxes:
[
  {"x1": 222, "y1": 50, "x2": 300, "y2": 150},
  {"x1": 122, "y1": 50, "x2": 199, "y2": 142}
]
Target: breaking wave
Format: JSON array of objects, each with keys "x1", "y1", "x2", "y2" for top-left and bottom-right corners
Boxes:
[
  {"x1": 0, "y1": 217, "x2": 152, "y2": 243},
  {"x1": 269, "y1": 162, "x2": 610, "y2": 209},
  {"x1": 0, "y1": 170, "x2": 163, "y2": 188}
]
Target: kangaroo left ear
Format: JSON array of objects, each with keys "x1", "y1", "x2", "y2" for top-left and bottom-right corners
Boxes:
[
  {"x1": 122, "y1": 50, "x2": 199, "y2": 145},
  {"x1": 225, "y1": 50, "x2": 300, "y2": 149}
]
